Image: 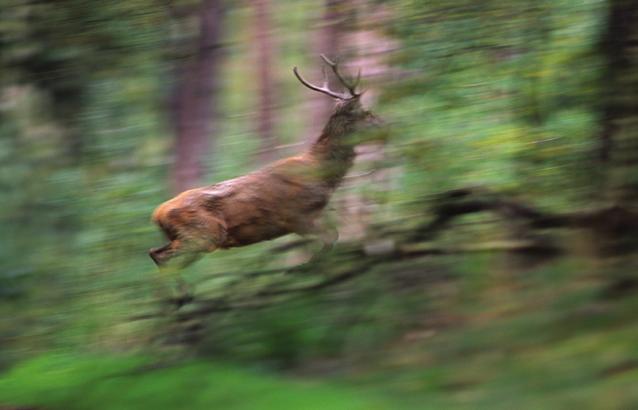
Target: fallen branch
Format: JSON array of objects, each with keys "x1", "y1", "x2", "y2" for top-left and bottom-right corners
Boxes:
[{"x1": 414, "y1": 186, "x2": 638, "y2": 240}]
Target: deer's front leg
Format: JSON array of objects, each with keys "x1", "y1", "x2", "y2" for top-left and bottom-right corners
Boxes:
[
  {"x1": 295, "y1": 213, "x2": 339, "y2": 263},
  {"x1": 315, "y1": 221, "x2": 338, "y2": 257}
]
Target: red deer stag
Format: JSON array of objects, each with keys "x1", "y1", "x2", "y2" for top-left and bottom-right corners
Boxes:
[{"x1": 150, "y1": 55, "x2": 382, "y2": 274}]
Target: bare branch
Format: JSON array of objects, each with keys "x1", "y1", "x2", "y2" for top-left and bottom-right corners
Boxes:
[{"x1": 413, "y1": 187, "x2": 638, "y2": 241}]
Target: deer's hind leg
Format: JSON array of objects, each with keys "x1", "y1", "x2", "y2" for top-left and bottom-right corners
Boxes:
[
  {"x1": 149, "y1": 242, "x2": 177, "y2": 267},
  {"x1": 150, "y1": 210, "x2": 227, "y2": 268},
  {"x1": 150, "y1": 211, "x2": 227, "y2": 307},
  {"x1": 148, "y1": 239, "x2": 206, "y2": 270}
]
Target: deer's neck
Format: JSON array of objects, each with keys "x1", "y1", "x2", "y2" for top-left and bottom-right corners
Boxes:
[{"x1": 308, "y1": 115, "x2": 356, "y2": 188}]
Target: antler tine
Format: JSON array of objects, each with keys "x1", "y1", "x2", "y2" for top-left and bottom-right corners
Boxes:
[
  {"x1": 320, "y1": 54, "x2": 360, "y2": 97},
  {"x1": 320, "y1": 53, "x2": 337, "y2": 67},
  {"x1": 293, "y1": 66, "x2": 349, "y2": 100},
  {"x1": 353, "y1": 68, "x2": 362, "y2": 89},
  {"x1": 321, "y1": 66, "x2": 329, "y2": 88}
]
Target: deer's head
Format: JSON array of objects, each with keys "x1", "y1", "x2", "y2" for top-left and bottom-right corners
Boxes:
[{"x1": 294, "y1": 55, "x2": 383, "y2": 143}]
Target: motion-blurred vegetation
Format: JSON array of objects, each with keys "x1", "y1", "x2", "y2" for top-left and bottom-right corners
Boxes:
[{"x1": 1, "y1": 0, "x2": 638, "y2": 408}]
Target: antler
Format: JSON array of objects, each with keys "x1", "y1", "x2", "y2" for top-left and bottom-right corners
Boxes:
[
  {"x1": 320, "y1": 54, "x2": 361, "y2": 97},
  {"x1": 293, "y1": 54, "x2": 361, "y2": 100}
]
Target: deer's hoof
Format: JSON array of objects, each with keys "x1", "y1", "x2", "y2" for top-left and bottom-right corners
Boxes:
[{"x1": 172, "y1": 293, "x2": 194, "y2": 309}]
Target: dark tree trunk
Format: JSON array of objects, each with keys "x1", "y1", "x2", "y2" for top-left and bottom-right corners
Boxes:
[
  {"x1": 318, "y1": 0, "x2": 347, "y2": 78},
  {"x1": 305, "y1": 0, "x2": 351, "y2": 144},
  {"x1": 598, "y1": 0, "x2": 638, "y2": 202},
  {"x1": 170, "y1": 0, "x2": 224, "y2": 194},
  {"x1": 253, "y1": 0, "x2": 278, "y2": 163}
]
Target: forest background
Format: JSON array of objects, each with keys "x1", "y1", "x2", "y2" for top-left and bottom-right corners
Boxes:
[{"x1": 1, "y1": 0, "x2": 638, "y2": 408}]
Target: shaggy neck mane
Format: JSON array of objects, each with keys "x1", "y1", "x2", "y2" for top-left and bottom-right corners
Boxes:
[{"x1": 307, "y1": 111, "x2": 357, "y2": 187}]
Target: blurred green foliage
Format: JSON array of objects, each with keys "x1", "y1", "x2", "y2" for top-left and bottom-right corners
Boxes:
[
  {"x1": 386, "y1": 0, "x2": 605, "y2": 205},
  {"x1": 0, "y1": 354, "x2": 385, "y2": 409}
]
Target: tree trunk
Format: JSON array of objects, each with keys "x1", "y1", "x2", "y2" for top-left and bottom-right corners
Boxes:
[
  {"x1": 170, "y1": 0, "x2": 224, "y2": 194},
  {"x1": 304, "y1": 0, "x2": 351, "y2": 144},
  {"x1": 253, "y1": 0, "x2": 278, "y2": 163},
  {"x1": 598, "y1": 0, "x2": 638, "y2": 203}
]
